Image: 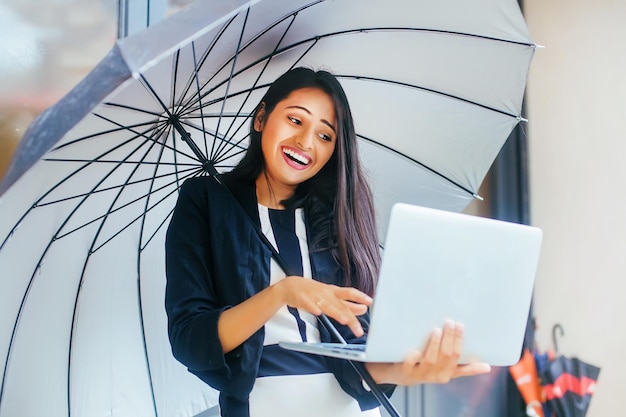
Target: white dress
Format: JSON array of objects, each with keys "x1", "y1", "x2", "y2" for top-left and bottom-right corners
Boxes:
[{"x1": 246, "y1": 205, "x2": 381, "y2": 417}]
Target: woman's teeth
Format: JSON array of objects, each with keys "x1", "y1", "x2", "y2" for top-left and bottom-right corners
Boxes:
[{"x1": 283, "y1": 148, "x2": 310, "y2": 165}]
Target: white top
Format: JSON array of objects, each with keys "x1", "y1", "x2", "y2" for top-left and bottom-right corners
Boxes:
[{"x1": 246, "y1": 205, "x2": 380, "y2": 417}]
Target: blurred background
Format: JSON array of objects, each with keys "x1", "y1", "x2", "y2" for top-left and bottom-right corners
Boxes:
[
  {"x1": 0, "y1": 0, "x2": 193, "y2": 178},
  {"x1": 525, "y1": 1, "x2": 626, "y2": 416},
  {"x1": 1, "y1": 1, "x2": 624, "y2": 416}
]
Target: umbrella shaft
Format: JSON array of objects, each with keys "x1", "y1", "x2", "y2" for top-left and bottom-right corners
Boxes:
[{"x1": 169, "y1": 116, "x2": 218, "y2": 177}]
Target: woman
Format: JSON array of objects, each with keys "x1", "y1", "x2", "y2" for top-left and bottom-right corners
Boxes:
[{"x1": 165, "y1": 67, "x2": 490, "y2": 417}]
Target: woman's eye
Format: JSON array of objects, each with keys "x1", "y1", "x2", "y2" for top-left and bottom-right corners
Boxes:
[
  {"x1": 288, "y1": 116, "x2": 302, "y2": 125},
  {"x1": 319, "y1": 133, "x2": 332, "y2": 142}
]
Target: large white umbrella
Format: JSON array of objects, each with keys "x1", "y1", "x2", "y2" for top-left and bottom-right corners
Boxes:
[{"x1": 0, "y1": 0, "x2": 536, "y2": 416}]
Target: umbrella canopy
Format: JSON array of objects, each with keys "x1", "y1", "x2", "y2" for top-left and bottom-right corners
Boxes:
[{"x1": 0, "y1": 0, "x2": 536, "y2": 416}]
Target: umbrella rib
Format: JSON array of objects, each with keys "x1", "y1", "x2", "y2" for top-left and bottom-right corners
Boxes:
[
  {"x1": 34, "y1": 167, "x2": 198, "y2": 207},
  {"x1": 0, "y1": 236, "x2": 64, "y2": 409},
  {"x1": 101, "y1": 102, "x2": 162, "y2": 119},
  {"x1": 43, "y1": 158, "x2": 199, "y2": 168},
  {"x1": 276, "y1": 26, "x2": 537, "y2": 49},
  {"x1": 174, "y1": 14, "x2": 239, "y2": 117},
  {"x1": 140, "y1": 131, "x2": 202, "y2": 251},
  {"x1": 139, "y1": 205, "x2": 179, "y2": 252},
  {"x1": 213, "y1": 147, "x2": 249, "y2": 170},
  {"x1": 214, "y1": 11, "x2": 299, "y2": 160},
  {"x1": 169, "y1": 115, "x2": 183, "y2": 189},
  {"x1": 190, "y1": 41, "x2": 211, "y2": 159},
  {"x1": 170, "y1": 49, "x2": 180, "y2": 111},
  {"x1": 353, "y1": 26, "x2": 535, "y2": 47},
  {"x1": 138, "y1": 74, "x2": 175, "y2": 120},
  {"x1": 54, "y1": 169, "x2": 199, "y2": 241},
  {"x1": 52, "y1": 102, "x2": 172, "y2": 154},
  {"x1": 178, "y1": 117, "x2": 247, "y2": 155},
  {"x1": 91, "y1": 177, "x2": 197, "y2": 254},
  {"x1": 135, "y1": 129, "x2": 180, "y2": 417},
  {"x1": 357, "y1": 133, "x2": 479, "y2": 198},
  {"x1": 213, "y1": 131, "x2": 251, "y2": 166},
  {"x1": 51, "y1": 119, "x2": 160, "y2": 152},
  {"x1": 337, "y1": 74, "x2": 521, "y2": 119},
  {"x1": 210, "y1": 6, "x2": 250, "y2": 165},
  {"x1": 95, "y1": 111, "x2": 204, "y2": 163}
]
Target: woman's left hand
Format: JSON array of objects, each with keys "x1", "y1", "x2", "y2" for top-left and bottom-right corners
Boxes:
[{"x1": 365, "y1": 320, "x2": 491, "y2": 385}]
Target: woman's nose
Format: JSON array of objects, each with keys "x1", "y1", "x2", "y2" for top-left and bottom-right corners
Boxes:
[{"x1": 296, "y1": 129, "x2": 314, "y2": 150}]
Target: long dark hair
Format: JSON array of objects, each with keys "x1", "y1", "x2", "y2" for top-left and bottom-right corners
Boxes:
[{"x1": 231, "y1": 67, "x2": 380, "y2": 296}]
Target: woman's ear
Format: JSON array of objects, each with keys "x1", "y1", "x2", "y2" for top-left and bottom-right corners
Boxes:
[{"x1": 253, "y1": 103, "x2": 266, "y2": 132}]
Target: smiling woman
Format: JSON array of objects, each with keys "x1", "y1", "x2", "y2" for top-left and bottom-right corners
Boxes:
[
  {"x1": 0, "y1": 0, "x2": 535, "y2": 414},
  {"x1": 254, "y1": 87, "x2": 337, "y2": 209},
  {"x1": 164, "y1": 67, "x2": 490, "y2": 417},
  {"x1": 164, "y1": 67, "x2": 389, "y2": 417}
]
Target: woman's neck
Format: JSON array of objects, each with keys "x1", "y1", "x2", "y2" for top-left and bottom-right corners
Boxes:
[{"x1": 255, "y1": 174, "x2": 295, "y2": 209}]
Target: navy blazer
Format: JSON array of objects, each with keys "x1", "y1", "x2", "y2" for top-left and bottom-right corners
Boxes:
[{"x1": 165, "y1": 174, "x2": 392, "y2": 415}]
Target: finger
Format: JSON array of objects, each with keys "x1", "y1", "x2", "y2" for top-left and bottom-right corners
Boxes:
[
  {"x1": 439, "y1": 320, "x2": 457, "y2": 357},
  {"x1": 421, "y1": 327, "x2": 443, "y2": 365},
  {"x1": 334, "y1": 287, "x2": 373, "y2": 306},
  {"x1": 315, "y1": 298, "x2": 364, "y2": 337},
  {"x1": 324, "y1": 300, "x2": 360, "y2": 337},
  {"x1": 309, "y1": 297, "x2": 325, "y2": 316},
  {"x1": 342, "y1": 300, "x2": 368, "y2": 316},
  {"x1": 401, "y1": 349, "x2": 423, "y2": 375},
  {"x1": 453, "y1": 363, "x2": 492, "y2": 378},
  {"x1": 437, "y1": 321, "x2": 463, "y2": 379},
  {"x1": 452, "y1": 323, "x2": 464, "y2": 358}
]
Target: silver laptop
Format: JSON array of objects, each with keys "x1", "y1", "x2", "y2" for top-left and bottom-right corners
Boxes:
[{"x1": 279, "y1": 203, "x2": 542, "y2": 367}]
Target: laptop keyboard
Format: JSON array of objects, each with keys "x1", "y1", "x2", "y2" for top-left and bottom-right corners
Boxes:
[{"x1": 322, "y1": 343, "x2": 366, "y2": 352}]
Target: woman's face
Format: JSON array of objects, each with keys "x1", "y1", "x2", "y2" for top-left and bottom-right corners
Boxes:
[{"x1": 255, "y1": 87, "x2": 337, "y2": 191}]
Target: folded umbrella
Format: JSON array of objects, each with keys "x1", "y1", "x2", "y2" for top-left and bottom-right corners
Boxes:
[
  {"x1": 541, "y1": 355, "x2": 600, "y2": 417},
  {"x1": 510, "y1": 349, "x2": 545, "y2": 417},
  {"x1": 539, "y1": 325, "x2": 600, "y2": 417}
]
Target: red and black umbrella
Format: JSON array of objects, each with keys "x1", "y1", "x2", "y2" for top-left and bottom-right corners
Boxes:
[{"x1": 540, "y1": 325, "x2": 601, "y2": 417}]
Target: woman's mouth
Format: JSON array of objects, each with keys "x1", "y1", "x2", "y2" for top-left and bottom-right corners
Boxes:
[{"x1": 282, "y1": 147, "x2": 311, "y2": 169}]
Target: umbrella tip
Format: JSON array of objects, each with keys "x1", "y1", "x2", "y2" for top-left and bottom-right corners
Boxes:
[{"x1": 473, "y1": 194, "x2": 484, "y2": 201}]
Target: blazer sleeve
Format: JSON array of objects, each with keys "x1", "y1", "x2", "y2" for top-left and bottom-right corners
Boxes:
[{"x1": 164, "y1": 179, "x2": 232, "y2": 387}]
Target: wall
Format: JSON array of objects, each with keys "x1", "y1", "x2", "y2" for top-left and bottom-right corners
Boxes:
[{"x1": 524, "y1": 1, "x2": 626, "y2": 416}]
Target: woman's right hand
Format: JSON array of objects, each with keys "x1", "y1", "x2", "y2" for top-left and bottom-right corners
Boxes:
[
  {"x1": 217, "y1": 276, "x2": 372, "y2": 353},
  {"x1": 275, "y1": 276, "x2": 373, "y2": 337}
]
